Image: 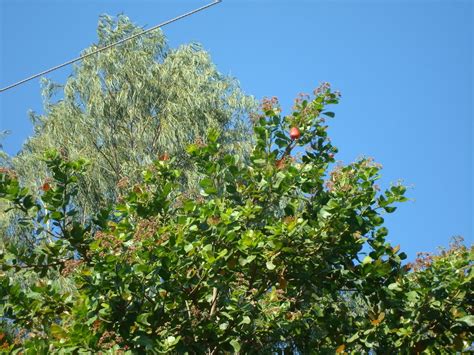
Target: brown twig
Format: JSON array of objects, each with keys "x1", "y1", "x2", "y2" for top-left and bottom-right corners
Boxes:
[{"x1": 209, "y1": 287, "x2": 218, "y2": 317}]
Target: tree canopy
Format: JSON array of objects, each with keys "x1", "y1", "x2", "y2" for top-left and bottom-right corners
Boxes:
[
  {"x1": 11, "y1": 15, "x2": 255, "y2": 219},
  {"x1": 1, "y1": 85, "x2": 472, "y2": 353}
]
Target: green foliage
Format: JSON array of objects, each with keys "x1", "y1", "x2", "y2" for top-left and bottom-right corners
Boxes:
[
  {"x1": 0, "y1": 131, "x2": 12, "y2": 235},
  {"x1": 379, "y1": 238, "x2": 473, "y2": 352},
  {"x1": 1, "y1": 85, "x2": 472, "y2": 353},
  {"x1": 11, "y1": 15, "x2": 256, "y2": 219}
]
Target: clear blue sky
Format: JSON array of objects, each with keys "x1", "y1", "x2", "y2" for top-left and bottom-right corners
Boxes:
[{"x1": 0, "y1": 0, "x2": 472, "y2": 259}]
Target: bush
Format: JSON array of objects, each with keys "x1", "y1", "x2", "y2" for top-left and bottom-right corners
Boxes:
[{"x1": 1, "y1": 85, "x2": 472, "y2": 353}]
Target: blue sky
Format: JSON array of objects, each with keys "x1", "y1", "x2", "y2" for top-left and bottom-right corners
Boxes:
[{"x1": 0, "y1": 0, "x2": 472, "y2": 259}]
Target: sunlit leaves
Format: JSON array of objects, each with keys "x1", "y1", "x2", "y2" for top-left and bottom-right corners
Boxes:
[
  {"x1": 0, "y1": 84, "x2": 471, "y2": 353},
  {"x1": 11, "y1": 15, "x2": 256, "y2": 222}
]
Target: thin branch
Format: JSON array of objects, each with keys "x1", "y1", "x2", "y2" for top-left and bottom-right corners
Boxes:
[
  {"x1": 11, "y1": 258, "x2": 70, "y2": 270},
  {"x1": 91, "y1": 139, "x2": 122, "y2": 177},
  {"x1": 209, "y1": 287, "x2": 218, "y2": 317}
]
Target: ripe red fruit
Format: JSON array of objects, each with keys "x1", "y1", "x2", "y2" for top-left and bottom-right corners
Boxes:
[
  {"x1": 159, "y1": 152, "x2": 170, "y2": 161},
  {"x1": 289, "y1": 127, "x2": 301, "y2": 140},
  {"x1": 41, "y1": 182, "x2": 51, "y2": 191}
]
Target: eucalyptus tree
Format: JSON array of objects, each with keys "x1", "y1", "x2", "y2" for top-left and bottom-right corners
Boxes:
[
  {"x1": 0, "y1": 131, "x2": 12, "y2": 234},
  {"x1": 12, "y1": 15, "x2": 255, "y2": 217}
]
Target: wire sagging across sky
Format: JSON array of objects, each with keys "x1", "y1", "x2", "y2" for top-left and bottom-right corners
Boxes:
[{"x1": 0, "y1": 0, "x2": 222, "y2": 93}]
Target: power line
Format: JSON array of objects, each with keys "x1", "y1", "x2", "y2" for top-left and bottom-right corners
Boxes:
[{"x1": 0, "y1": 0, "x2": 222, "y2": 93}]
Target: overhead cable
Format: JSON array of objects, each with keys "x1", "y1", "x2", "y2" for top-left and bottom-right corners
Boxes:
[{"x1": 0, "y1": 0, "x2": 222, "y2": 93}]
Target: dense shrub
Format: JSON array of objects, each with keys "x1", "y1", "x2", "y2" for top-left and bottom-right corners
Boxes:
[{"x1": 1, "y1": 85, "x2": 472, "y2": 353}]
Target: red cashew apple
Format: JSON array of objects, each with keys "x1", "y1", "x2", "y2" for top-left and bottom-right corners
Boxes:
[{"x1": 289, "y1": 127, "x2": 301, "y2": 140}]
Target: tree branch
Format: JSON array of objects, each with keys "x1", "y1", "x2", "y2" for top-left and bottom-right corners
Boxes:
[{"x1": 209, "y1": 287, "x2": 218, "y2": 317}]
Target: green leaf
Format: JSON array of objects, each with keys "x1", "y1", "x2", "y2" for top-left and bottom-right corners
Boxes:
[
  {"x1": 319, "y1": 208, "x2": 331, "y2": 219},
  {"x1": 266, "y1": 260, "x2": 276, "y2": 270},
  {"x1": 166, "y1": 335, "x2": 180, "y2": 346},
  {"x1": 137, "y1": 312, "x2": 151, "y2": 326},
  {"x1": 133, "y1": 264, "x2": 149, "y2": 273},
  {"x1": 362, "y1": 256, "x2": 373, "y2": 265},
  {"x1": 388, "y1": 282, "x2": 402, "y2": 291},
  {"x1": 371, "y1": 215, "x2": 384, "y2": 226},
  {"x1": 200, "y1": 178, "x2": 217, "y2": 194},
  {"x1": 202, "y1": 244, "x2": 213, "y2": 252},
  {"x1": 384, "y1": 206, "x2": 397, "y2": 213},
  {"x1": 207, "y1": 128, "x2": 220, "y2": 143},
  {"x1": 406, "y1": 291, "x2": 419, "y2": 302},
  {"x1": 50, "y1": 324, "x2": 66, "y2": 339},
  {"x1": 253, "y1": 159, "x2": 266, "y2": 166},
  {"x1": 376, "y1": 227, "x2": 388, "y2": 238},
  {"x1": 457, "y1": 315, "x2": 474, "y2": 327},
  {"x1": 347, "y1": 333, "x2": 359, "y2": 343},
  {"x1": 230, "y1": 339, "x2": 241, "y2": 353},
  {"x1": 199, "y1": 177, "x2": 214, "y2": 189},
  {"x1": 275, "y1": 138, "x2": 288, "y2": 148},
  {"x1": 240, "y1": 316, "x2": 251, "y2": 325},
  {"x1": 239, "y1": 255, "x2": 256, "y2": 266}
]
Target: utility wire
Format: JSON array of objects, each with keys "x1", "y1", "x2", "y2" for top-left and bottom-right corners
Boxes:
[{"x1": 0, "y1": 0, "x2": 222, "y2": 93}]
